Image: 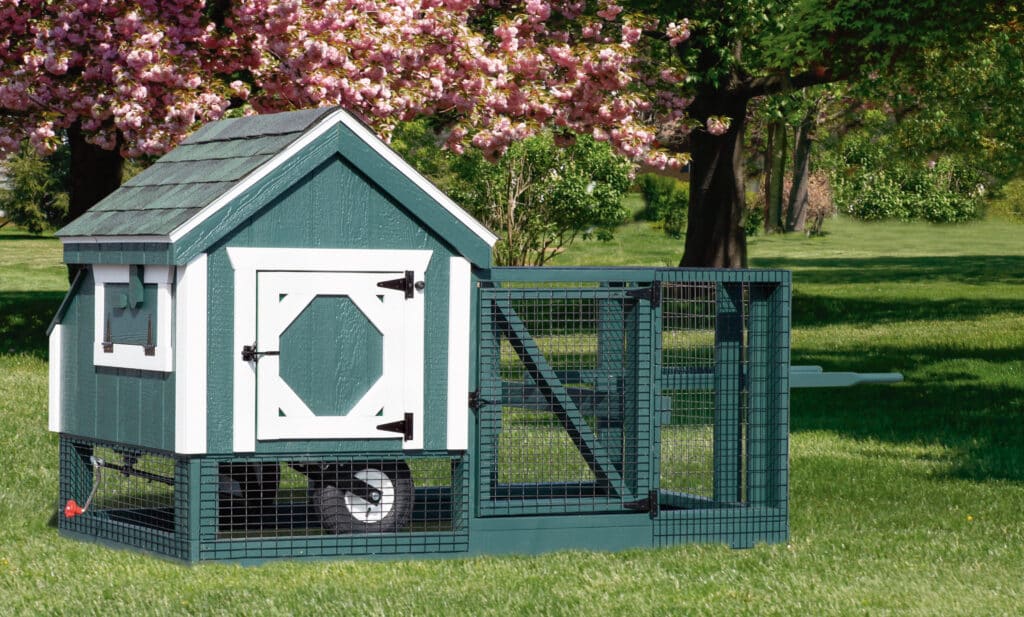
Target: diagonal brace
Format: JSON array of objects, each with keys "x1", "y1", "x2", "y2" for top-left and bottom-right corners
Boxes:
[{"x1": 492, "y1": 300, "x2": 634, "y2": 502}]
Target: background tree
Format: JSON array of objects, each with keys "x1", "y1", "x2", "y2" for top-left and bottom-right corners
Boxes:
[
  {"x1": 395, "y1": 122, "x2": 631, "y2": 265},
  {"x1": 0, "y1": 145, "x2": 69, "y2": 234},
  {"x1": 633, "y1": 0, "x2": 1017, "y2": 266},
  {"x1": 0, "y1": 0, "x2": 689, "y2": 228}
]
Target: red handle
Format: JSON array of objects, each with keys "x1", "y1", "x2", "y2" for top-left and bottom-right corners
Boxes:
[{"x1": 64, "y1": 499, "x2": 84, "y2": 518}]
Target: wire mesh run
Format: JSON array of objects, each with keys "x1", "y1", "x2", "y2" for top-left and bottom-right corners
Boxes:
[
  {"x1": 654, "y1": 274, "x2": 790, "y2": 547},
  {"x1": 58, "y1": 437, "x2": 189, "y2": 560},
  {"x1": 477, "y1": 283, "x2": 652, "y2": 515},
  {"x1": 199, "y1": 454, "x2": 469, "y2": 560}
]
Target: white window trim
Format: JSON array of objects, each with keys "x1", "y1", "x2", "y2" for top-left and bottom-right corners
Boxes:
[
  {"x1": 227, "y1": 247, "x2": 432, "y2": 452},
  {"x1": 92, "y1": 265, "x2": 174, "y2": 372}
]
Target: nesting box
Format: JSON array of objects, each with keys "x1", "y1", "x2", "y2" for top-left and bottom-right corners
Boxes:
[{"x1": 49, "y1": 108, "x2": 792, "y2": 562}]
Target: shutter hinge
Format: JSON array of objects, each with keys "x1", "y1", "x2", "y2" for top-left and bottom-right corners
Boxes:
[
  {"x1": 376, "y1": 412, "x2": 414, "y2": 441},
  {"x1": 377, "y1": 270, "x2": 424, "y2": 299},
  {"x1": 626, "y1": 281, "x2": 661, "y2": 307}
]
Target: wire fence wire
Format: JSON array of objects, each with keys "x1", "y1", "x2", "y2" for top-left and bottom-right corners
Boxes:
[
  {"x1": 59, "y1": 438, "x2": 189, "y2": 560},
  {"x1": 198, "y1": 453, "x2": 469, "y2": 560}
]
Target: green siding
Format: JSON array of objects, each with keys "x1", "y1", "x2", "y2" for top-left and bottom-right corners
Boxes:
[
  {"x1": 103, "y1": 283, "x2": 159, "y2": 346},
  {"x1": 58, "y1": 269, "x2": 175, "y2": 450},
  {"x1": 205, "y1": 155, "x2": 459, "y2": 455},
  {"x1": 278, "y1": 295, "x2": 384, "y2": 416}
]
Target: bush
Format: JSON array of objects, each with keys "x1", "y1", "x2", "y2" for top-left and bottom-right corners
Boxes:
[
  {"x1": 637, "y1": 173, "x2": 688, "y2": 238},
  {"x1": 825, "y1": 134, "x2": 985, "y2": 223}
]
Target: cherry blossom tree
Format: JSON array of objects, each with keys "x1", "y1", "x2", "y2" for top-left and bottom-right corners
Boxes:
[{"x1": 0, "y1": 0, "x2": 691, "y2": 227}]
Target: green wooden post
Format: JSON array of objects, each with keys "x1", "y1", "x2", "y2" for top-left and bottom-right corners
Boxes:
[{"x1": 714, "y1": 283, "x2": 744, "y2": 504}]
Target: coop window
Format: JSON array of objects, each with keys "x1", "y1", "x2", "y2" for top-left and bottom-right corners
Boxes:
[{"x1": 93, "y1": 264, "x2": 174, "y2": 372}]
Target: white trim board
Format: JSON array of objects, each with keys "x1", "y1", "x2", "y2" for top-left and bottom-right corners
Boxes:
[
  {"x1": 174, "y1": 254, "x2": 208, "y2": 454},
  {"x1": 92, "y1": 265, "x2": 174, "y2": 372},
  {"x1": 446, "y1": 257, "x2": 471, "y2": 450},
  {"x1": 48, "y1": 325, "x2": 62, "y2": 433},
  {"x1": 227, "y1": 247, "x2": 432, "y2": 452}
]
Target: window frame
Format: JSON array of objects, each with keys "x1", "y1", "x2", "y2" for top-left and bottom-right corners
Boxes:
[{"x1": 93, "y1": 264, "x2": 174, "y2": 372}]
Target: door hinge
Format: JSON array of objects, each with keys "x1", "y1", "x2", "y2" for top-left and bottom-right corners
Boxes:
[
  {"x1": 624, "y1": 489, "x2": 660, "y2": 519},
  {"x1": 241, "y1": 344, "x2": 280, "y2": 363},
  {"x1": 376, "y1": 412, "x2": 414, "y2": 441},
  {"x1": 377, "y1": 270, "x2": 424, "y2": 299},
  {"x1": 468, "y1": 391, "x2": 497, "y2": 410},
  {"x1": 626, "y1": 281, "x2": 661, "y2": 308}
]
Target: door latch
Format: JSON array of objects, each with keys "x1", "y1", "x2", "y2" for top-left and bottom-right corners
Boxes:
[{"x1": 241, "y1": 344, "x2": 280, "y2": 363}]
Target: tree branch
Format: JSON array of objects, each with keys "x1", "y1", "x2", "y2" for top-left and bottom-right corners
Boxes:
[{"x1": 743, "y1": 67, "x2": 844, "y2": 99}]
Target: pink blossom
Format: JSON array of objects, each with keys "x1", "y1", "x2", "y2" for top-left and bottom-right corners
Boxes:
[
  {"x1": 706, "y1": 116, "x2": 730, "y2": 136},
  {"x1": 596, "y1": 4, "x2": 622, "y2": 20}
]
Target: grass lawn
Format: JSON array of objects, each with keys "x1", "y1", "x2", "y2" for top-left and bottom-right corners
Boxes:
[{"x1": 2, "y1": 212, "x2": 1023, "y2": 616}]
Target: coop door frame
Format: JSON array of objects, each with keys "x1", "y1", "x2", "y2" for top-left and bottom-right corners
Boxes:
[
  {"x1": 475, "y1": 281, "x2": 658, "y2": 516},
  {"x1": 227, "y1": 248, "x2": 432, "y2": 452}
]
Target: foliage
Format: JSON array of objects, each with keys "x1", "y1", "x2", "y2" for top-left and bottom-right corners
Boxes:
[
  {"x1": 636, "y1": 173, "x2": 688, "y2": 238},
  {"x1": 0, "y1": 0, "x2": 691, "y2": 169},
  {"x1": 825, "y1": 130, "x2": 985, "y2": 223},
  {"x1": 0, "y1": 145, "x2": 69, "y2": 234},
  {"x1": 742, "y1": 193, "x2": 763, "y2": 238},
  {"x1": 987, "y1": 177, "x2": 1024, "y2": 222},
  {"x1": 447, "y1": 131, "x2": 631, "y2": 265}
]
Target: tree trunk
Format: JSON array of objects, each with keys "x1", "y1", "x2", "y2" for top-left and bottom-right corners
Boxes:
[
  {"x1": 785, "y1": 110, "x2": 815, "y2": 232},
  {"x1": 66, "y1": 124, "x2": 123, "y2": 225},
  {"x1": 679, "y1": 90, "x2": 749, "y2": 268},
  {"x1": 764, "y1": 118, "x2": 787, "y2": 233}
]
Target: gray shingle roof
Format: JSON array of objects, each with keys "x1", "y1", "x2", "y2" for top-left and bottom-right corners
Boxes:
[{"x1": 57, "y1": 107, "x2": 338, "y2": 237}]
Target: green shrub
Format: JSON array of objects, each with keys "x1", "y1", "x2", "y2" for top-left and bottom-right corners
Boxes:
[
  {"x1": 636, "y1": 173, "x2": 688, "y2": 238},
  {"x1": 826, "y1": 134, "x2": 985, "y2": 223}
]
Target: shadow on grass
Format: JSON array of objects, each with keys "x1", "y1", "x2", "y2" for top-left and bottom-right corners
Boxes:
[
  {"x1": 0, "y1": 290, "x2": 65, "y2": 358},
  {"x1": 755, "y1": 255, "x2": 1024, "y2": 286},
  {"x1": 793, "y1": 293, "x2": 1023, "y2": 327},
  {"x1": 792, "y1": 343, "x2": 1024, "y2": 484},
  {"x1": 0, "y1": 232, "x2": 54, "y2": 242}
]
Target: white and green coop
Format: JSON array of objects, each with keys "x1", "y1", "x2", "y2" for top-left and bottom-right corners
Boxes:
[{"x1": 48, "y1": 107, "x2": 898, "y2": 562}]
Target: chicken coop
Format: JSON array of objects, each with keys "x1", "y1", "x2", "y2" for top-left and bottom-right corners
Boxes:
[{"x1": 48, "y1": 107, "x2": 892, "y2": 562}]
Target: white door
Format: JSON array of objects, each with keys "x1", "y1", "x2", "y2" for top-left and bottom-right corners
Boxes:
[{"x1": 228, "y1": 248, "x2": 431, "y2": 451}]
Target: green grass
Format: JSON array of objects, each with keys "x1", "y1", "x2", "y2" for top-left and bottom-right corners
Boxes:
[{"x1": 3, "y1": 216, "x2": 1024, "y2": 616}]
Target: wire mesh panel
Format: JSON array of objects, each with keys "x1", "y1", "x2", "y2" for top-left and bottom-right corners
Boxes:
[
  {"x1": 58, "y1": 437, "x2": 190, "y2": 560},
  {"x1": 477, "y1": 281, "x2": 655, "y2": 516},
  {"x1": 653, "y1": 271, "x2": 790, "y2": 547},
  {"x1": 198, "y1": 453, "x2": 469, "y2": 560}
]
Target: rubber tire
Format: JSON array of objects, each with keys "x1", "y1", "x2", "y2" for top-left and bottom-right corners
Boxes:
[
  {"x1": 315, "y1": 461, "x2": 414, "y2": 534},
  {"x1": 218, "y1": 462, "x2": 281, "y2": 530}
]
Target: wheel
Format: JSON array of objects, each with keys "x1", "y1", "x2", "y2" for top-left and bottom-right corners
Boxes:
[
  {"x1": 218, "y1": 462, "x2": 281, "y2": 530},
  {"x1": 315, "y1": 461, "x2": 414, "y2": 534}
]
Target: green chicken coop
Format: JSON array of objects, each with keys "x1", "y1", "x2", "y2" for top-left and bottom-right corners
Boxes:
[{"x1": 47, "y1": 107, "x2": 895, "y2": 562}]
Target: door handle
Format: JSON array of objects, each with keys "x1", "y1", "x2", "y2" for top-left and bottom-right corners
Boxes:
[{"x1": 241, "y1": 344, "x2": 280, "y2": 363}]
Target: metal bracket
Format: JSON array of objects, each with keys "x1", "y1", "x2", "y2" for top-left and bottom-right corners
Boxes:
[
  {"x1": 468, "y1": 390, "x2": 495, "y2": 410},
  {"x1": 241, "y1": 344, "x2": 280, "y2": 363},
  {"x1": 623, "y1": 490, "x2": 660, "y2": 518},
  {"x1": 143, "y1": 314, "x2": 155, "y2": 356},
  {"x1": 376, "y1": 412, "x2": 414, "y2": 441},
  {"x1": 377, "y1": 270, "x2": 424, "y2": 299},
  {"x1": 626, "y1": 281, "x2": 661, "y2": 308}
]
